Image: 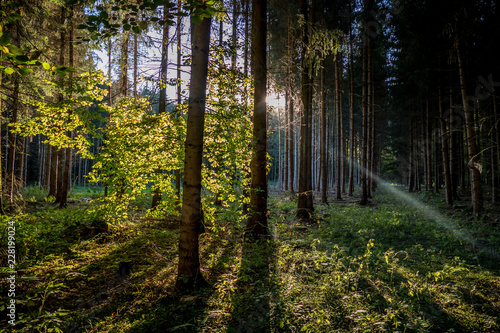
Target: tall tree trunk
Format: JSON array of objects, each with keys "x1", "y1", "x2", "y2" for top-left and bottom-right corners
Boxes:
[
  {"x1": 176, "y1": 12, "x2": 211, "y2": 291},
  {"x1": 59, "y1": 5, "x2": 75, "y2": 208},
  {"x1": 449, "y1": 88, "x2": 459, "y2": 199},
  {"x1": 360, "y1": 30, "x2": 369, "y2": 205},
  {"x1": 246, "y1": 0, "x2": 268, "y2": 237},
  {"x1": 6, "y1": 74, "x2": 19, "y2": 202},
  {"x1": 335, "y1": 54, "x2": 342, "y2": 200},
  {"x1": 231, "y1": 0, "x2": 238, "y2": 71},
  {"x1": 320, "y1": 62, "x2": 327, "y2": 203},
  {"x1": 285, "y1": 90, "x2": 289, "y2": 192},
  {"x1": 493, "y1": 92, "x2": 499, "y2": 203},
  {"x1": 297, "y1": 0, "x2": 314, "y2": 218},
  {"x1": 287, "y1": 17, "x2": 294, "y2": 194},
  {"x1": 306, "y1": 0, "x2": 315, "y2": 211},
  {"x1": 366, "y1": 40, "x2": 372, "y2": 199},
  {"x1": 152, "y1": 6, "x2": 170, "y2": 209},
  {"x1": 348, "y1": 32, "x2": 355, "y2": 197},
  {"x1": 176, "y1": 0, "x2": 183, "y2": 206},
  {"x1": 439, "y1": 87, "x2": 453, "y2": 206},
  {"x1": 133, "y1": 28, "x2": 138, "y2": 99},
  {"x1": 409, "y1": 118, "x2": 414, "y2": 192},
  {"x1": 456, "y1": 41, "x2": 483, "y2": 213}
]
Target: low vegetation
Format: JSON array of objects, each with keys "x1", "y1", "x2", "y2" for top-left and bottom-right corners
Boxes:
[{"x1": 1, "y1": 185, "x2": 499, "y2": 332}]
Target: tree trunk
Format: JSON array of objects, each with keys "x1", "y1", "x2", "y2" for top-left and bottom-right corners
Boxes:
[
  {"x1": 288, "y1": 17, "x2": 294, "y2": 194},
  {"x1": 119, "y1": 29, "x2": 130, "y2": 97},
  {"x1": 335, "y1": 54, "x2": 342, "y2": 200},
  {"x1": 176, "y1": 0, "x2": 182, "y2": 206},
  {"x1": 348, "y1": 32, "x2": 355, "y2": 197},
  {"x1": 320, "y1": 62, "x2": 327, "y2": 203},
  {"x1": 439, "y1": 87, "x2": 453, "y2": 206},
  {"x1": 246, "y1": 0, "x2": 268, "y2": 237},
  {"x1": 360, "y1": 31, "x2": 369, "y2": 205},
  {"x1": 456, "y1": 41, "x2": 483, "y2": 213},
  {"x1": 176, "y1": 12, "x2": 211, "y2": 291},
  {"x1": 59, "y1": 6, "x2": 75, "y2": 208},
  {"x1": 231, "y1": 0, "x2": 238, "y2": 71},
  {"x1": 152, "y1": 6, "x2": 170, "y2": 209},
  {"x1": 493, "y1": 93, "x2": 499, "y2": 203},
  {"x1": 6, "y1": 74, "x2": 19, "y2": 202}
]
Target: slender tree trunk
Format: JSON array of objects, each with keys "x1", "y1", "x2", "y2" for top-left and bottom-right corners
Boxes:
[
  {"x1": 366, "y1": 40, "x2": 372, "y2": 199},
  {"x1": 439, "y1": 87, "x2": 453, "y2": 206},
  {"x1": 360, "y1": 31, "x2": 369, "y2": 205},
  {"x1": 6, "y1": 75, "x2": 19, "y2": 202},
  {"x1": 449, "y1": 89, "x2": 458, "y2": 199},
  {"x1": 176, "y1": 12, "x2": 212, "y2": 291},
  {"x1": 243, "y1": 0, "x2": 249, "y2": 79},
  {"x1": 288, "y1": 17, "x2": 294, "y2": 194},
  {"x1": 493, "y1": 93, "x2": 499, "y2": 203},
  {"x1": 348, "y1": 33, "x2": 355, "y2": 197},
  {"x1": 231, "y1": 0, "x2": 238, "y2": 71},
  {"x1": 284, "y1": 90, "x2": 289, "y2": 192},
  {"x1": 119, "y1": 29, "x2": 130, "y2": 97},
  {"x1": 426, "y1": 100, "x2": 433, "y2": 190},
  {"x1": 104, "y1": 37, "x2": 112, "y2": 197},
  {"x1": 176, "y1": 0, "x2": 182, "y2": 205},
  {"x1": 297, "y1": 0, "x2": 314, "y2": 218},
  {"x1": 320, "y1": 62, "x2": 327, "y2": 203},
  {"x1": 59, "y1": 6, "x2": 75, "y2": 208},
  {"x1": 246, "y1": 0, "x2": 268, "y2": 237},
  {"x1": 133, "y1": 28, "x2": 138, "y2": 99},
  {"x1": 456, "y1": 41, "x2": 483, "y2": 213},
  {"x1": 409, "y1": 118, "x2": 414, "y2": 192},
  {"x1": 306, "y1": 0, "x2": 315, "y2": 211},
  {"x1": 152, "y1": 6, "x2": 170, "y2": 209},
  {"x1": 335, "y1": 54, "x2": 342, "y2": 200}
]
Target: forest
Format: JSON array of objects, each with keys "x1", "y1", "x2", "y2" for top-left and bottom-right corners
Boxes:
[{"x1": 0, "y1": 0, "x2": 499, "y2": 332}]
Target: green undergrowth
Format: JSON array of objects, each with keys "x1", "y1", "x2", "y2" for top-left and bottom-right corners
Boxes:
[{"x1": 0, "y1": 186, "x2": 499, "y2": 332}]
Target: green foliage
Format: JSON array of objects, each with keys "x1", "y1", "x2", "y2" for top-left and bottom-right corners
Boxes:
[
  {"x1": 88, "y1": 97, "x2": 185, "y2": 222},
  {"x1": 202, "y1": 45, "x2": 253, "y2": 223},
  {"x1": 13, "y1": 71, "x2": 108, "y2": 157}
]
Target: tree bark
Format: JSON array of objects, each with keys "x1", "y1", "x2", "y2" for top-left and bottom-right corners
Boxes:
[
  {"x1": 320, "y1": 62, "x2": 327, "y2": 203},
  {"x1": 176, "y1": 12, "x2": 211, "y2": 291},
  {"x1": 439, "y1": 87, "x2": 453, "y2": 206},
  {"x1": 335, "y1": 54, "x2": 342, "y2": 200},
  {"x1": 152, "y1": 6, "x2": 170, "y2": 209},
  {"x1": 288, "y1": 17, "x2": 294, "y2": 194},
  {"x1": 119, "y1": 29, "x2": 130, "y2": 97},
  {"x1": 246, "y1": 0, "x2": 268, "y2": 237},
  {"x1": 456, "y1": 40, "x2": 483, "y2": 213},
  {"x1": 348, "y1": 31, "x2": 355, "y2": 197},
  {"x1": 360, "y1": 29, "x2": 369, "y2": 205}
]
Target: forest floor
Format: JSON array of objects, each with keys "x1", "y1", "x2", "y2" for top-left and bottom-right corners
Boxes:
[{"x1": 1, "y1": 185, "x2": 500, "y2": 332}]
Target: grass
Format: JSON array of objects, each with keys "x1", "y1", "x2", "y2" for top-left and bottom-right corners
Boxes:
[{"x1": 0, "y1": 185, "x2": 499, "y2": 332}]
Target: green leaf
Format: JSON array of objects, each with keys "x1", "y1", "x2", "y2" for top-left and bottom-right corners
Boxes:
[
  {"x1": 7, "y1": 44, "x2": 23, "y2": 55},
  {"x1": 15, "y1": 55, "x2": 29, "y2": 62},
  {"x1": 42, "y1": 62, "x2": 50, "y2": 70},
  {"x1": 76, "y1": 24, "x2": 87, "y2": 30},
  {"x1": 123, "y1": 24, "x2": 131, "y2": 31},
  {"x1": 4, "y1": 67, "x2": 14, "y2": 74},
  {"x1": 132, "y1": 26, "x2": 142, "y2": 34},
  {"x1": 18, "y1": 67, "x2": 33, "y2": 76},
  {"x1": 7, "y1": 13, "x2": 22, "y2": 22}
]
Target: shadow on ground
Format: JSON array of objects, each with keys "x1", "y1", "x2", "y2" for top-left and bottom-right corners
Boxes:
[{"x1": 227, "y1": 237, "x2": 275, "y2": 333}]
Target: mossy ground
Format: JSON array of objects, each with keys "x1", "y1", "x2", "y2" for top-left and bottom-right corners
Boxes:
[{"x1": 1, "y1": 185, "x2": 499, "y2": 332}]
